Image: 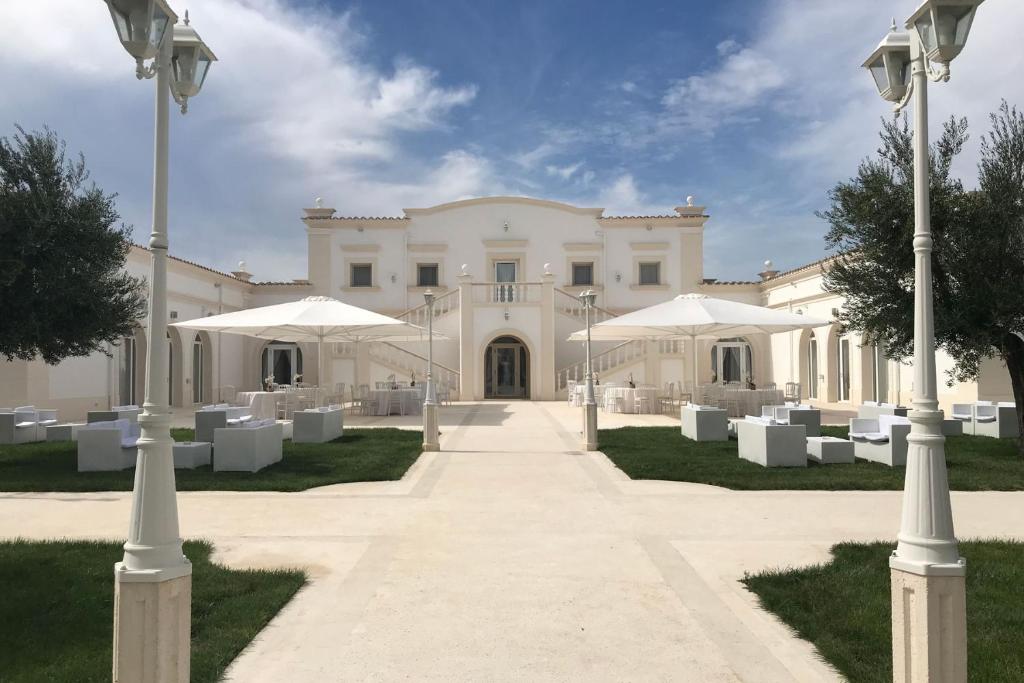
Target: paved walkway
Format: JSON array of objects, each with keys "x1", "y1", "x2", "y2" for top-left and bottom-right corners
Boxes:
[{"x1": 3, "y1": 401, "x2": 1023, "y2": 681}]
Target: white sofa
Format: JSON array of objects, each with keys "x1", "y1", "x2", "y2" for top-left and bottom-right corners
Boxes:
[
  {"x1": 737, "y1": 416, "x2": 807, "y2": 467},
  {"x1": 292, "y1": 406, "x2": 343, "y2": 444},
  {"x1": 762, "y1": 405, "x2": 821, "y2": 438},
  {"x1": 857, "y1": 401, "x2": 909, "y2": 420},
  {"x1": 87, "y1": 405, "x2": 141, "y2": 424},
  {"x1": 77, "y1": 419, "x2": 140, "y2": 471},
  {"x1": 975, "y1": 402, "x2": 1019, "y2": 439},
  {"x1": 849, "y1": 414, "x2": 911, "y2": 466},
  {"x1": 0, "y1": 406, "x2": 57, "y2": 444},
  {"x1": 195, "y1": 404, "x2": 253, "y2": 443},
  {"x1": 680, "y1": 404, "x2": 728, "y2": 442},
  {"x1": 213, "y1": 420, "x2": 283, "y2": 472}
]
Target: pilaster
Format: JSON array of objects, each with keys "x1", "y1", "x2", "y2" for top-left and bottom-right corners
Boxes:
[
  {"x1": 457, "y1": 273, "x2": 476, "y2": 400},
  {"x1": 540, "y1": 271, "x2": 556, "y2": 400},
  {"x1": 890, "y1": 568, "x2": 967, "y2": 683}
]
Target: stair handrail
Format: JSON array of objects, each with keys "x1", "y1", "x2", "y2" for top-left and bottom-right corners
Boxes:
[
  {"x1": 552, "y1": 288, "x2": 616, "y2": 324},
  {"x1": 395, "y1": 288, "x2": 460, "y2": 327},
  {"x1": 555, "y1": 339, "x2": 645, "y2": 391},
  {"x1": 373, "y1": 341, "x2": 461, "y2": 377}
]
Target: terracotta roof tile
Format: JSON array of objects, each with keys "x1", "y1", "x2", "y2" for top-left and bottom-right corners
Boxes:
[{"x1": 132, "y1": 244, "x2": 247, "y2": 282}]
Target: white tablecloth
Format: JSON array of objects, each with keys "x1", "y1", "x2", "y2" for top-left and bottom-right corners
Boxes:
[
  {"x1": 236, "y1": 392, "x2": 280, "y2": 420},
  {"x1": 369, "y1": 388, "x2": 423, "y2": 416},
  {"x1": 602, "y1": 386, "x2": 659, "y2": 414},
  {"x1": 697, "y1": 387, "x2": 785, "y2": 417}
]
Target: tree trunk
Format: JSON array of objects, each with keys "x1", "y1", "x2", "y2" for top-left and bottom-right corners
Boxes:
[{"x1": 1001, "y1": 333, "x2": 1024, "y2": 456}]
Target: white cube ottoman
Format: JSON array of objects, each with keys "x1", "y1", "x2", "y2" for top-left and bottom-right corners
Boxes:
[
  {"x1": 806, "y1": 436, "x2": 855, "y2": 464},
  {"x1": 173, "y1": 441, "x2": 211, "y2": 469},
  {"x1": 46, "y1": 423, "x2": 85, "y2": 442},
  {"x1": 681, "y1": 405, "x2": 729, "y2": 442}
]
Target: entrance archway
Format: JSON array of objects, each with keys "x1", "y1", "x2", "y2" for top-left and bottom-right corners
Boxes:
[{"x1": 484, "y1": 335, "x2": 530, "y2": 399}]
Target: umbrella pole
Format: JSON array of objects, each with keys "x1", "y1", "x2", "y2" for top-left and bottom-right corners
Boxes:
[
  {"x1": 691, "y1": 334, "x2": 698, "y2": 404},
  {"x1": 318, "y1": 332, "x2": 324, "y2": 408}
]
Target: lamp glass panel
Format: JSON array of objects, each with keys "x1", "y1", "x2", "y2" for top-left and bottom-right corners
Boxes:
[
  {"x1": 194, "y1": 54, "x2": 212, "y2": 89},
  {"x1": 173, "y1": 46, "x2": 197, "y2": 85},
  {"x1": 952, "y1": 6, "x2": 976, "y2": 48},
  {"x1": 914, "y1": 10, "x2": 937, "y2": 52},
  {"x1": 111, "y1": 7, "x2": 131, "y2": 42},
  {"x1": 869, "y1": 58, "x2": 889, "y2": 94},
  {"x1": 149, "y1": 5, "x2": 170, "y2": 52},
  {"x1": 884, "y1": 51, "x2": 912, "y2": 92}
]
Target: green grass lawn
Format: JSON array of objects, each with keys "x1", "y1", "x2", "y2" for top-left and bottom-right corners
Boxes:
[
  {"x1": 0, "y1": 428, "x2": 423, "y2": 492},
  {"x1": 0, "y1": 539, "x2": 304, "y2": 683},
  {"x1": 742, "y1": 540, "x2": 1024, "y2": 682},
  {"x1": 598, "y1": 426, "x2": 1024, "y2": 490}
]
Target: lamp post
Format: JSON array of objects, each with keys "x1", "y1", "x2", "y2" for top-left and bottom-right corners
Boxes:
[
  {"x1": 580, "y1": 290, "x2": 598, "y2": 450},
  {"x1": 101, "y1": 2, "x2": 216, "y2": 680},
  {"x1": 862, "y1": 2, "x2": 983, "y2": 680},
  {"x1": 422, "y1": 289, "x2": 440, "y2": 451}
]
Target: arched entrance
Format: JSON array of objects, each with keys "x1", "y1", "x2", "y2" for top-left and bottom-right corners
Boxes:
[
  {"x1": 484, "y1": 335, "x2": 530, "y2": 399},
  {"x1": 261, "y1": 342, "x2": 303, "y2": 388}
]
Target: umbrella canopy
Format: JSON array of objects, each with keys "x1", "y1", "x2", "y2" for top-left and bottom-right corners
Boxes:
[
  {"x1": 173, "y1": 295, "x2": 433, "y2": 343},
  {"x1": 173, "y1": 296, "x2": 444, "y2": 399},
  {"x1": 568, "y1": 293, "x2": 827, "y2": 388}
]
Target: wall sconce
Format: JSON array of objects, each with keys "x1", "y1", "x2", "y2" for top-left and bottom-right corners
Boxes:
[
  {"x1": 614, "y1": 271, "x2": 622, "y2": 282},
  {"x1": 390, "y1": 273, "x2": 397, "y2": 283},
  {"x1": 504, "y1": 309, "x2": 510, "y2": 321},
  {"x1": 503, "y1": 220, "x2": 509, "y2": 232}
]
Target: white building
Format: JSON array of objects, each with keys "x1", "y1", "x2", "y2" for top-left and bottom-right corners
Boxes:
[{"x1": 1, "y1": 195, "x2": 1014, "y2": 418}]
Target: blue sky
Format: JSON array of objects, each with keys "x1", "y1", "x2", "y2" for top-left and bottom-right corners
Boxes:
[{"x1": 2, "y1": 1, "x2": 1022, "y2": 282}]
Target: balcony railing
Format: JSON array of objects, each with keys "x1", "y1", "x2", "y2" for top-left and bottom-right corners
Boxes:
[{"x1": 471, "y1": 282, "x2": 542, "y2": 305}]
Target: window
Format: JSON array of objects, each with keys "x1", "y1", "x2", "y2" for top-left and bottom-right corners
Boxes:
[
  {"x1": 807, "y1": 332, "x2": 819, "y2": 399},
  {"x1": 350, "y1": 263, "x2": 373, "y2": 287},
  {"x1": 837, "y1": 334, "x2": 851, "y2": 401},
  {"x1": 572, "y1": 262, "x2": 594, "y2": 286},
  {"x1": 417, "y1": 263, "x2": 439, "y2": 287},
  {"x1": 639, "y1": 262, "x2": 660, "y2": 285}
]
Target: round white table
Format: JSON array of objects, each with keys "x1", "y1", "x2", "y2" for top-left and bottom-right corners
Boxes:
[
  {"x1": 369, "y1": 388, "x2": 423, "y2": 416},
  {"x1": 602, "y1": 386, "x2": 659, "y2": 414}
]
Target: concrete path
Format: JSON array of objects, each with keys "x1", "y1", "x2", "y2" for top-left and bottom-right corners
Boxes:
[{"x1": 3, "y1": 401, "x2": 1023, "y2": 681}]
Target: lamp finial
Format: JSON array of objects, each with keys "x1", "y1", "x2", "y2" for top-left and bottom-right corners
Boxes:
[{"x1": 184, "y1": 9, "x2": 190, "y2": 26}]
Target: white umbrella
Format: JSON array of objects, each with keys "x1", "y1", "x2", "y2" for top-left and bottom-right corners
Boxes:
[
  {"x1": 173, "y1": 295, "x2": 443, "y2": 401},
  {"x1": 568, "y1": 293, "x2": 827, "y2": 390}
]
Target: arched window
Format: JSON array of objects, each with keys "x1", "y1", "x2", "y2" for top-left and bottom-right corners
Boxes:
[
  {"x1": 807, "y1": 332, "x2": 819, "y2": 399},
  {"x1": 261, "y1": 342, "x2": 303, "y2": 387},
  {"x1": 837, "y1": 333, "x2": 851, "y2": 401},
  {"x1": 192, "y1": 334, "x2": 204, "y2": 403}
]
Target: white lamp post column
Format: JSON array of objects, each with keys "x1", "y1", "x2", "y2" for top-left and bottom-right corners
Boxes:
[
  {"x1": 863, "y1": 3, "x2": 983, "y2": 679},
  {"x1": 102, "y1": 3, "x2": 217, "y2": 680},
  {"x1": 422, "y1": 290, "x2": 440, "y2": 451},
  {"x1": 580, "y1": 290, "x2": 598, "y2": 450}
]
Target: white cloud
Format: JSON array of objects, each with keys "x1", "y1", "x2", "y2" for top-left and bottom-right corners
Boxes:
[
  {"x1": 545, "y1": 161, "x2": 583, "y2": 180},
  {"x1": 716, "y1": 39, "x2": 741, "y2": 56},
  {"x1": 620, "y1": 80, "x2": 638, "y2": 93}
]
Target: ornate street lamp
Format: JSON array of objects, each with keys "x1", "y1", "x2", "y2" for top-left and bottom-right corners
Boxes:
[
  {"x1": 101, "y1": 1, "x2": 216, "y2": 680},
  {"x1": 579, "y1": 290, "x2": 598, "y2": 450},
  {"x1": 422, "y1": 289, "x2": 440, "y2": 451},
  {"x1": 862, "y1": 1, "x2": 983, "y2": 679}
]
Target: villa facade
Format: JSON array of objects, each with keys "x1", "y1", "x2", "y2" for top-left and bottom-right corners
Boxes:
[{"x1": 1, "y1": 195, "x2": 1014, "y2": 417}]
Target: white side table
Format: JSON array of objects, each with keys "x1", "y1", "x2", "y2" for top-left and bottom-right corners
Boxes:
[
  {"x1": 46, "y1": 423, "x2": 85, "y2": 442},
  {"x1": 680, "y1": 405, "x2": 729, "y2": 442},
  {"x1": 173, "y1": 441, "x2": 211, "y2": 469},
  {"x1": 806, "y1": 436, "x2": 855, "y2": 464}
]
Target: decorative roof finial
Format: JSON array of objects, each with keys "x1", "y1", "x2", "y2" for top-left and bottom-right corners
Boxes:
[
  {"x1": 890, "y1": 17, "x2": 897, "y2": 32},
  {"x1": 184, "y1": 9, "x2": 190, "y2": 26},
  {"x1": 686, "y1": 195, "x2": 695, "y2": 207},
  {"x1": 315, "y1": 196, "x2": 323, "y2": 208}
]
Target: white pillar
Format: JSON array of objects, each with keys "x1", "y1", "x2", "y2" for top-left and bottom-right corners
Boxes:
[
  {"x1": 422, "y1": 292, "x2": 440, "y2": 451},
  {"x1": 457, "y1": 273, "x2": 475, "y2": 400},
  {"x1": 889, "y1": 36, "x2": 966, "y2": 683},
  {"x1": 114, "y1": 33, "x2": 191, "y2": 683}
]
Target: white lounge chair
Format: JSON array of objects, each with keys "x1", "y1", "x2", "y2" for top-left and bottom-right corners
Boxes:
[
  {"x1": 77, "y1": 419, "x2": 139, "y2": 471},
  {"x1": 763, "y1": 404, "x2": 822, "y2": 437},
  {"x1": 951, "y1": 403, "x2": 975, "y2": 435},
  {"x1": 0, "y1": 407, "x2": 46, "y2": 444},
  {"x1": 849, "y1": 414, "x2": 911, "y2": 466},
  {"x1": 195, "y1": 405, "x2": 253, "y2": 443},
  {"x1": 293, "y1": 406, "x2": 344, "y2": 443},
  {"x1": 857, "y1": 402, "x2": 908, "y2": 420},
  {"x1": 975, "y1": 402, "x2": 1019, "y2": 439},
  {"x1": 737, "y1": 416, "x2": 807, "y2": 467},
  {"x1": 213, "y1": 419, "x2": 283, "y2": 472}
]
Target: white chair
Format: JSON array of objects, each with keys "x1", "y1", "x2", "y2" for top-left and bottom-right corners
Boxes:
[
  {"x1": 349, "y1": 385, "x2": 372, "y2": 416},
  {"x1": 951, "y1": 403, "x2": 975, "y2": 435},
  {"x1": 77, "y1": 419, "x2": 139, "y2": 471},
  {"x1": 213, "y1": 420, "x2": 283, "y2": 472},
  {"x1": 293, "y1": 406, "x2": 344, "y2": 443},
  {"x1": 680, "y1": 404, "x2": 729, "y2": 442},
  {"x1": 195, "y1": 406, "x2": 253, "y2": 443},
  {"x1": 566, "y1": 380, "x2": 577, "y2": 406},
  {"x1": 784, "y1": 382, "x2": 800, "y2": 402},
  {"x1": 386, "y1": 390, "x2": 406, "y2": 416},
  {"x1": 737, "y1": 416, "x2": 807, "y2": 467},
  {"x1": 975, "y1": 402, "x2": 1019, "y2": 439},
  {"x1": 604, "y1": 389, "x2": 624, "y2": 413},
  {"x1": 857, "y1": 402, "x2": 908, "y2": 420},
  {"x1": 0, "y1": 407, "x2": 44, "y2": 444},
  {"x1": 849, "y1": 414, "x2": 912, "y2": 466},
  {"x1": 437, "y1": 383, "x2": 452, "y2": 406},
  {"x1": 771, "y1": 406, "x2": 821, "y2": 438}
]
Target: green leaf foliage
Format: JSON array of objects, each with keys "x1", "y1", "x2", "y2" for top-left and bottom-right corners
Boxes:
[{"x1": 0, "y1": 126, "x2": 146, "y2": 364}]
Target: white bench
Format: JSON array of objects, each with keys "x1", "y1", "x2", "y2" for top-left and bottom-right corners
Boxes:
[
  {"x1": 849, "y1": 414, "x2": 911, "y2": 466},
  {"x1": 77, "y1": 419, "x2": 140, "y2": 471},
  {"x1": 292, "y1": 406, "x2": 343, "y2": 444},
  {"x1": 737, "y1": 416, "x2": 807, "y2": 467},
  {"x1": 807, "y1": 436, "x2": 855, "y2": 464},
  {"x1": 763, "y1": 405, "x2": 822, "y2": 438},
  {"x1": 195, "y1": 404, "x2": 253, "y2": 443},
  {"x1": 213, "y1": 420, "x2": 283, "y2": 472},
  {"x1": 680, "y1": 405, "x2": 728, "y2": 442},
  {"x1": 975, "y1": 402, "x2": 1019, "y2": 439}
]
